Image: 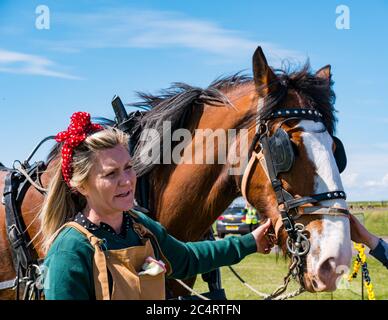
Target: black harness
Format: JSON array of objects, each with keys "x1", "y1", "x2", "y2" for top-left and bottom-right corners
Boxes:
[
  {"x1": 241, "y1": 107, "x2": 349, "y2": 294},
  {"x1": 251, "y1": 108, "x2": 347, "y2": 240},
  {"x1": 1, "y1": 160, "x2": 46, "y2": 299}
]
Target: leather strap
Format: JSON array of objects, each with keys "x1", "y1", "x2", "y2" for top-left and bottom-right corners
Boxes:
[
  {"x1": 274, "y1": 206, "x2": 349, "y2": 240},
  {"x1": 59, "y1": 222, "x2": 111, "y2": 300},
  {"x1": 128, "y1": 211, "x2": 172, "y2": 276}
]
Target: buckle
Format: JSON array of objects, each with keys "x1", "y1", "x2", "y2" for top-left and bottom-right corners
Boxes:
[
  {"x1": 272, "y1": 179, "x2": 282, "y2": 189},
  {"x1": 282, "y1": 216, "x2": 294, "y2": 232}
]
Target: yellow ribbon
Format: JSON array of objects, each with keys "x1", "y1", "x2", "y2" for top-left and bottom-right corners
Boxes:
[{"x1": 348, "y1": 243, "x2": 376, "y2": 300}]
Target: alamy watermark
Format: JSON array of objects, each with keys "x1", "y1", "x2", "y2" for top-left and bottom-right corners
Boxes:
[
  {"x1": 136, "y1": 121, "x2": 250, "y2": 176},
  {"x1": 336, "y1": 5, "x2": 350, "y2": 30},
  {"x1": 35, "y1": 5, "x2": 50, "y2": 30}
]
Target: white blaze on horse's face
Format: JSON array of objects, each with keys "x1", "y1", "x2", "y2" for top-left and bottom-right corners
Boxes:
[{"x1": 299, "y1": 120, "x2": 352, "y2": 292}]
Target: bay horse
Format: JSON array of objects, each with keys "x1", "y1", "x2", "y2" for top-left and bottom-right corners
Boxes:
[{"x1": 0, "y1": 46, "x2": 351, "y2": 299}]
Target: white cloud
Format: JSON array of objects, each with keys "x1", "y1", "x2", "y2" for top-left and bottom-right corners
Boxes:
[
  {"x1": 0, "y1": 48, "x2": 82, "y2": 80},
  {"x1": 372, "y1": 142, "x2": 388, "y2": 150},
  {"x1": 365, "y1": 173, "x2": 388, "y2": 187},
  {"x1": 43, "y1": 9, "x2": 305, "y2": 64},
  {"x1": 338, "y1": 149, "x2": 388, "y2": 200}
]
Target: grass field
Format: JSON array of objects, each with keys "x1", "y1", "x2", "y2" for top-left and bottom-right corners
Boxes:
[
  {"x1": 195, "y1": 209, "x2": 388, "y2": 300},
  {"x1": 194, "y1": 253, "x2": 388, "y2": 300},
  {"x1": 360, "y1": 209, "x2": 388, "y2": 236}
]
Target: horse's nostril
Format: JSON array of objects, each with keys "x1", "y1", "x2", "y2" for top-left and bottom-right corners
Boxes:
[
  {"x1": 312, "y1": 279, "x2": 319, "y2": 290},
  {"x1": 319, "y1": 258, "x2": 336, "y2": 278},
  {"x1": 312, "y1": 257, "x2": 338, "y2": 291}
]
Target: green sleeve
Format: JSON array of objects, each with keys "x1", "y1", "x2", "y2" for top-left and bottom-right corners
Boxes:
[
  {"x1": 133, "y1": 212, "x2": 258, "y2": 279},
  {"x1": 43, "y1": 228, "x2": 95, "y2": 300}
]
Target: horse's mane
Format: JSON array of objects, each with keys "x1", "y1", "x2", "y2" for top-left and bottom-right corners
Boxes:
[
  {"x1": 131, "y1": 63, "x2": 337, "y2": 176},
  {"x1": 130, "y1": 73, "x2": 252, "y2": 177},
  {"x1": 46, "y1": 64, "x2": 337, "y2": 177},
  {"x1": 257, "y1": 62, "x2": 337, "y2": 134}
]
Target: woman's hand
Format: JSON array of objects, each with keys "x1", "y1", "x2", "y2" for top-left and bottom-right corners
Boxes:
[
  {"x1": 349, "y1": 214, "x2": 379, "y2": 250},
  {"x1": 251, "y1": 219, "x2": 274, "y2": 254}
]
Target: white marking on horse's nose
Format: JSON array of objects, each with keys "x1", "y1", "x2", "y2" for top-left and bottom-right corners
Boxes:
[{"x1": 307, "y1": 216, "x2": 352, "y2": 290}]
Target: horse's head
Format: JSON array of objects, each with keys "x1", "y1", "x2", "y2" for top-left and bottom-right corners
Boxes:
[{"x1": 242, "y1": 47, "x2": 351, "y2": 292}]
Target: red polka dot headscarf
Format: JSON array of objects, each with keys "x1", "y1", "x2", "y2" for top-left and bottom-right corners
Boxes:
[{"x1": 55, "y1": 112, "x2": 103, "y2": 186}]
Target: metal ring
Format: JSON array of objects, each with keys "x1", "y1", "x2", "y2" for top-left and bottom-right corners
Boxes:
[
  {"x1": 286, "y1": 237, "x2": 298, "y2": 254},
  {"x1": 286, "y1": 231, "x2": 310, "y2": 256},
  {"x1": 12, "y1": 159, "x2": 23, "y2": 171},
  {"x1": 295, "y1": 233, "x2": 310, "y2": 256},
  {"x1": 294, "y1": 223, "x2": 306, "y2": 232}
]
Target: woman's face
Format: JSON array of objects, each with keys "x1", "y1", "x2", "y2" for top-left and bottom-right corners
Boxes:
[{"x1": 80, "y1": 144, "x2": 137, "y2": 216}]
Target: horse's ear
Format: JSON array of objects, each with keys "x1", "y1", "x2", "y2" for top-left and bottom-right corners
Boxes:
[
  {"x1": 252, "y1": 46, "x2": 279, "y2": 96},
  {"x1": 316, "y1": 65, "x2": 331, "y2": 80}
]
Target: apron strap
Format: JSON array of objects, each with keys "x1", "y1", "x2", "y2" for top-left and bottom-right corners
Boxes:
[
  {"x1": 62, "y1": 222, "x2": 111, "y2": 300},
  {"x1": 128, "y1": 211, "x2": 172, "y2": 276}
]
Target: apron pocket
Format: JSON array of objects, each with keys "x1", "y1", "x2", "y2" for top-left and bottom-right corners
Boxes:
[{"x1": 138, "y1": 272, "x2": 165, "y2": 300}]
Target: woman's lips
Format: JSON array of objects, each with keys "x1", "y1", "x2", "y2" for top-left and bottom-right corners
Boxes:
[{"x1": 115, "y1": 190, "x2": 131, "y2": 198}]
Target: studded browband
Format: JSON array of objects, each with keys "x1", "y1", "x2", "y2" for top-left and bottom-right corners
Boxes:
[{"x1": 266, "y1": 108, "x2": 323, "y2": 120}]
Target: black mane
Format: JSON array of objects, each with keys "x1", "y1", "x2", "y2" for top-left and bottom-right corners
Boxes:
[
  {"x1": 46, "y1": 65, "x2": 337, "y2": 178},
  {"x1": 130, "y1": 74, "x2": 251, "y2": 177},
  {"x1": 131, "y1": 64, "x2": 337, "y2": 176},
  {"x1": 257, "y1": 62, "x2": 337, "y2": 134}
]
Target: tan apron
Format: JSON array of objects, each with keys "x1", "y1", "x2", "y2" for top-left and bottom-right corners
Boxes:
[{"x1": 53, "y1": 214, "x2": 171, "y2": 300}]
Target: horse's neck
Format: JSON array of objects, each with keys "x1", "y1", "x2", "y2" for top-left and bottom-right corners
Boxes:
[
  {"x1": 148, "y1": 87, "x2": 257, "y2": 241},
  {"x1": 149, "y1": 164, "x2": 239, "y2": 241}
]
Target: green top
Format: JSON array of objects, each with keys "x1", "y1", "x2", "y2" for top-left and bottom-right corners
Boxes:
[{"x1": 43, "y1": 210, "x2": 257, "y2": 300}]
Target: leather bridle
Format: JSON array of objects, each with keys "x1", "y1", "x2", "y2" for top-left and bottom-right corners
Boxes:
[{"x1": 240, "y1": 107, "x2": 350, "y2": 292}]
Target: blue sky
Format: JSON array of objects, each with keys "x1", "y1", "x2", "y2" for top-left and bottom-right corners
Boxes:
[{"x1": 0, "y1": 0, "x2": 387, "y2": 201}]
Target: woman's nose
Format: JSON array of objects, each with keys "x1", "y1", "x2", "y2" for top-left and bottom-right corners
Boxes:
[
  {"x1": 120, "y1": 169, "x2": 136, "y2": 186},
  {"x1": 119, "y1": 171, "x2": 131, "y2": 186}
]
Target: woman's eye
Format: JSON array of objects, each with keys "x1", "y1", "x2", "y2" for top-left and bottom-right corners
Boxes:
[{"x1": 105, "y1": 171, "x2": 115, "y2": 177}]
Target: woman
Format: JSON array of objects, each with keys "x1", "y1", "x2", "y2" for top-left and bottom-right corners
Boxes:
[
  {"x1": 349, "y1": 214, "x2": 388, "y2": 269},
  {"x1": 41, "y1": 112, "x2": 274, "y2": 300}
]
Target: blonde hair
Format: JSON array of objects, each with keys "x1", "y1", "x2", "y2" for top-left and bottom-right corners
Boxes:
[{"x1": 39, "y1": 127, "x2": 130, "y2": 253}]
